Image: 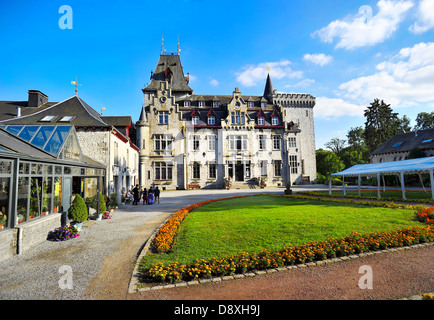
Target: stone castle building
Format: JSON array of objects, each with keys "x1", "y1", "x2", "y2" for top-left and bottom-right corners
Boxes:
[{"x1": 136, "y1": 49, "x2": 317, "y2": 190}]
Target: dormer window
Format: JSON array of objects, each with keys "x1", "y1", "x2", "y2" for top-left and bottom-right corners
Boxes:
[
  {"x1": 213, "y1": 101, "x2": 219, "y2": 108},
  {"x1": 258, "y1": 117, "x2": 265, "y2": 125},
  {"x1": 192, "y1": 116, "x2": 199, "y2": 125},
  {"x1": 184, "y1": 101, "x2": 191, "y2": 107},
  {"x1": 248, "y1": 102, "x2": 254, "y2": 108},
  {"x1": 198, "y1": 101, "x2": 205, "y2": 108},
  {"x1": 272, "y1": 117, "x2": 279, "y2": 126},
  {"x1": 208, "y1": 116, "x2": 215, "y2": 125},
  {"x1": 261, "y1": 102, "x2": 267, "y2": 108}
]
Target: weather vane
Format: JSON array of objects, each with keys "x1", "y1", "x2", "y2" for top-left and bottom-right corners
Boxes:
[
  {"x1": 71, "y1": 77, "x2": 82, "y2": 96},
  {"x1": 161, "y1": 35, "x2": 166, "y2": 55}
]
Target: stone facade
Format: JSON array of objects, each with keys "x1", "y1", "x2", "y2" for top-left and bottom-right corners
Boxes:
[{"x1": 136, "y1": 52, "x2": 317, "y2": 190}]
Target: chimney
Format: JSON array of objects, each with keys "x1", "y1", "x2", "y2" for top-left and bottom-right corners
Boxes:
[
  {"x1": 16, "y1": 107, "x2": 21, "y2": 117},
  {"x1": 28, "y1": 90, "x2": 48, "y2": 108}
]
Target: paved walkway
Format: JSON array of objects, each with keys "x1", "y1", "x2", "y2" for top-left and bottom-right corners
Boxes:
[{"x1": 0, "y1": 185, "x2": 432, "y2": 300}]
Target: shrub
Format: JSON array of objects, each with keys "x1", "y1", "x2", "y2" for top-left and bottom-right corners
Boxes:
[
  {"x1": 97, "y1": 193, "x2": 107, "y2": 213},
  {"x1": 107, "y1": 193, "x2": 118, "y2": 208},
  {"x1": 68, "y1": 194, "x2": 88, "y2": 223}
]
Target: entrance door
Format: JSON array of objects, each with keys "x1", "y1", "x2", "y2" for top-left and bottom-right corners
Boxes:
[
  {"x1": 235, "y1": 161, "x2": 244, "y2": 182},
  {"x1": 62, "y1": 177, "x2": 72, "y2": 213}
]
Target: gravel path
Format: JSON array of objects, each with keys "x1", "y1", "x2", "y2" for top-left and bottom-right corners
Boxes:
[{"x1": 0, "y1": 186, "x2": 432, "y2": 301}]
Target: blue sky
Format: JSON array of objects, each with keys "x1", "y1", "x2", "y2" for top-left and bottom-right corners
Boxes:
[{"x1": 1, "y1": 0, "x2": 433, "y2": 149}]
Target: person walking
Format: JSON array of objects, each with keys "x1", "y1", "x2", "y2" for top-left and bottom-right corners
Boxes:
[
  {"x1": 133, "y1": 184, "x2": 139, "y2": 205},
  {"x1": 155, "y1": 187, "x2": 160, "y2": 204},
  {"x1": 142, "y1": 188, "x2": 148, "y2": 205}
]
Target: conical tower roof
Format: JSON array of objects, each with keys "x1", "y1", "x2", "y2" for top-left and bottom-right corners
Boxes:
[{"x1": 263, "y1": 73, "x2": 275, "y2": 102}]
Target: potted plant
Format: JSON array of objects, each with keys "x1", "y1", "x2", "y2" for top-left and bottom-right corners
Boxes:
[
  {"x1": 96, "y1": 193, "x2": 107, "y2": 220},
  {"x1": 107, "y1": 193, "x2": 118, "y2": 213},
  {"x1": 0, "y1": 214, "x2": 6, "y2": 230},
  {"x1": 284, "y1": 182, "x2": 292, "y2": 195},
  {"x1": 42, "y1": 206, "x2": 48, "y2": 216},
  {"x1": 67, "y1": 194, "x2": 88, "y2": 231},
  {"x1": 53, "y1": 196, "x2": 60, "y2": 213}
]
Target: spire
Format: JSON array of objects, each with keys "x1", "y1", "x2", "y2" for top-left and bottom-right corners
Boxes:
[
  {"x1": 263, "y1": 73, "x2": 274, "y2": 102},
  {"x1": 138, "y1": 105, "x2": 147, "y2": 123}
]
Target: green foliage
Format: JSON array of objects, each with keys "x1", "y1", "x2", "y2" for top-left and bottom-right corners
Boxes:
[
  {"x1": 68, "y1": 194, "x2": 88, "y2": 223},
  {"x1": 107, "y1": 193, "x2": 118, "y2": 208},
  {"x1": 414, "y1": 112, "x2": 434, "y2": 130},
  {"x1": 315, "y1": 149, "x2": 345, "y2": 177},
  {"x1": 407, "y1": 147, "x2": 426, "y2": 160},
  {"x1": 98, "y1": 193, "x2": 107, "y2": 213}
]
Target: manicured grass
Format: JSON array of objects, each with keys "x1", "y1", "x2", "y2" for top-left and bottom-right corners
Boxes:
[{"x1": 140, "y1": 195, "x2": 423, "y2": 269}]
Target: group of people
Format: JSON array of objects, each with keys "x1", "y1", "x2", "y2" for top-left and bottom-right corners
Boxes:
[{"x1": 130, "y1": 185, "x2": 160, "y2": 205}]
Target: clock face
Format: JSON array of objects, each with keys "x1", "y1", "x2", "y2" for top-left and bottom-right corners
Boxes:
[{"x1": 160, "y1": 96, "x2": 167, "y2": 103}]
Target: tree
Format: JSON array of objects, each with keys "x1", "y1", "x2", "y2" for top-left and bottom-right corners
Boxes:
[
  {"x1": 346, "y1": 126, "x2": 370, "y2": 162},
  {"x1": 340, "y1": 147, "x2": 369, "y2": 169},
  {"x1": 364, "y1": 99, "x2": 401, "y2": 154},
  {"x1": 414, "y1": 112, "x2": 434, "y2": 130},
  {"x1": 316, "y1": 149, "x2": 345, "y2": 177},
  {"x1": 407, "y1": 147, "x2": 426, "y2": 160},
  {"x1": 325, "y1": 137, "x2": 347, "y2": 156}
]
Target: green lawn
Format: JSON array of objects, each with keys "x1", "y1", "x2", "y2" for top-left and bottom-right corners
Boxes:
[
  {"x1": 323, "y1": 190, "x2": 433, "y2": 201},
  {"x1": 140, "y1": 195, "x2": 423, "y2": 269}
]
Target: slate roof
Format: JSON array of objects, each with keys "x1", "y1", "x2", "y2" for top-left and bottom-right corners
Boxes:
[
  {"x1": 371, "y1": 128, "x2": 434, "y2": 155},
  {"x1": 143, "y1": 54, "x2": 193, "y2": 93},
  {"x1": 0, "y1": 96, "x2": 109, "y2": 127}
]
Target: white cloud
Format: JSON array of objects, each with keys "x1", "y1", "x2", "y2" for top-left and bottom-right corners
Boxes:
[
  {"x1": 235, "y1": 60, "x2": 303, "y2": 87},
  {"x1": 338, "y1": 42, "x2": 434, "y2": 106},
  {"x1": 312, "y1": 0, "x2": 414, "y2": 50},
  {"x1": 209, "y1": 78, "x2": 219, "y2": 86},
  {"x1": 303, "y1": 53, "x2": 333, "y2": 66},
  {"x1": 315, "y1": 97, "x2": 364, "y2": 119},
  {"x1": 285, "y1": 79, "x2": 316, "y2": 88},
  {"x1": 409, "y1": 0, "x2": 434, "y2": 34}
]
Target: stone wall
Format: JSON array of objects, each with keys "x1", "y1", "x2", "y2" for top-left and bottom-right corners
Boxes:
[{"x1": 0, "y1": 213, "x2": 61, "y2": 262}]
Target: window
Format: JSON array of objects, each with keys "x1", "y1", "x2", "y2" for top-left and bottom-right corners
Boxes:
[
  {"x1": 274, "y1": 160, "x2": 282, "y2": 177},
  {"x1": 114, "y1": 142, "x2": 119, "y2": 164},
  {"x1": 198, "y1": 101, "x2": 205, "y2": 108},
  {"x1": 184, "y1": 101, "x2": 191, "y2": 107},
  {"x1": 229, "y1": 135, "x2": 247, "y2": 151},
  {"x1": 213, "y1": 101, "x2": 219, "y2": 108},
  {"x1": 154, "y1": 134, "x2": 172, "y2": 151},
  {"x1": 39, "y1": 115, "x2": 56, "y2": 122},
  {"x1": 159, "y1": 111, "x2": 169, "y2": 124},
  {"x1": 258, "y1": 117, "x2": 265, "y2": 125},
  {"x1": 259, "y1": 135, "x2": 266, "y2": 150},
  {"x1": 422, "y1": 139, "x2": 433, "y2": 144},
  {"x1": 392, "y1": 142, "x2": 403, "y2": 147},
  {"x1": 289, "y1": 155, "x2": 298, "y2": 174},
  {"x1": 260, "y1": 160, "x2": 267, "y2": 176},
  {"x1": 261, "y1": 102, "x2": 267, "y2": 108},
  {"x1": 193, "y1": 135, "x2": 200, "y2": 151},
  {"x1": 248, "y1": 102, "x2": 254, "y2": 108},
  {"x1": 288, "y1": 137, "x2": 296, "y2": 148},
  {"x1": 272, "y1": 117, "x2": 279, "y2": 126},
  {"x1": 59, "y1": 116, "x2": 75, "y2": 122},
  {"x1": 209, "y1": 163, "x2": 216, "y2": 179},
  {"x1": 193, "y1": 162, "x2": 200, "y2": 179},
  {"x1": 208, "y1": 135, "x2": 216, "y2": 151},
  {"x1": 231, "y1": 111, "x2": 244, "y2": 125},
  {"x1": 208, "y1": 116, "x2": 215, "y2": 125},
  {"x1": 273, "y1": 135, "x2": 281, "y2": 150},
  {"x1": 155, "y1": 162, "x2": 173, "y2": 180},
  {"x1": 192, "y1": 116, "x2": 199, "y2": 125}
]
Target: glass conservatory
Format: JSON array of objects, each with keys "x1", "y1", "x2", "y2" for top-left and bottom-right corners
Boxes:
[{"x1": 0, "y1": 125, "x2": 105, "y2": 231}]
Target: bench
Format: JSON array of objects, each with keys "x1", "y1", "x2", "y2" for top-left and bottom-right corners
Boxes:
[{"x1": 188, "y1": 184, "x2": 200, "y2": 190}]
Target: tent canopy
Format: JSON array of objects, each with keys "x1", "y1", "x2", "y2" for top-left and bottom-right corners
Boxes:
[{"x1": 331, "y1": 156, "x2": 434, "y2": 177}]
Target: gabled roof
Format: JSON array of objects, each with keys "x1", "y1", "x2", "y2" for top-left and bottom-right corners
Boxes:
[{"x1": 372, "y1": 128, "x2": 434, "y2": 155}]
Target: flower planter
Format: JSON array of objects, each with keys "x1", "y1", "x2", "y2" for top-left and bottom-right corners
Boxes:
[
  {"x1": 71, "y1": 221, "x2": 83, "y2": 231},
  {"x1": 96, "y1": 213, "x2": 103, "y2": 221}
]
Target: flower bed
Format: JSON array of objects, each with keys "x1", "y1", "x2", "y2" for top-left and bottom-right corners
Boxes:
[
  {"x1": 47, "y1": 225, "x2": 80, "y2": 242},
  {"x1": 142, "y1": 226, "x2": 434, "y2": 283},
  {"x1": 416, "y1": 206, "x2": 434, "y2": 225}
]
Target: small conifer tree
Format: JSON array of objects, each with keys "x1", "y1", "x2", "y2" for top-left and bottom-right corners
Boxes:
[{"x1": 68, "y1": 194, "x2": 88, "y2": 223}]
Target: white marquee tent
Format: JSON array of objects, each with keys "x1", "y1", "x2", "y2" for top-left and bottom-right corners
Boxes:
[{"x1": 330, "y1": 156, "x2": 434, "y2": 200}]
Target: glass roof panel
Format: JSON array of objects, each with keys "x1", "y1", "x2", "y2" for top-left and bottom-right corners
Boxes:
[
  {"x1": 5, "y1": 125, "x2": 23, "y2": 135},
  {"x1": 30, "y1": 126, "x2": 55, "y2": 149},
  {"x1": 43, "y1": 126, "x2": 71, "y2": 155},
  {"x1": 17, "y1": 125, "x2": 40, "y2": 142}
]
